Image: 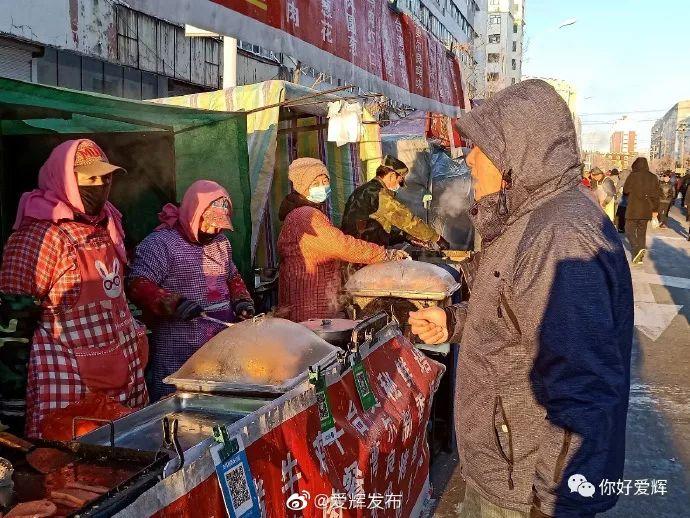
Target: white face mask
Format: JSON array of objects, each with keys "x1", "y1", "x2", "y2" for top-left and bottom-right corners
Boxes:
[{"x1": 307, "y1": 185, "x2": 331, "y2": 203}]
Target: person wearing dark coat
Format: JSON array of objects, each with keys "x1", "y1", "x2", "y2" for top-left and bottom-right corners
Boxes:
[
  {"x1": 681, "y1": 174, "x2": 690, "y2": 216},
  {"x1": 622, "y1": 157, "x2": 661, "y2": 264},
  {"x1": 658, "y1": 172, "x2": 676, "y2": 227},
  {"x1": 409, "y1": 80, "x2": 633, "y2": 518}
]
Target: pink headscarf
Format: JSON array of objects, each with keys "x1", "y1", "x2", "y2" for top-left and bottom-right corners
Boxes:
[
  {"x1": 13, "y1": 139, "x2": 127, "y2": 262},
  {"x1": 156, "y1": 180, "x2": 232, "y2": 243}
]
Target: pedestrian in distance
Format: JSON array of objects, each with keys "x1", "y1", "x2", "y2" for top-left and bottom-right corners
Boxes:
[
  {"x1": 580, "y1": 166, "x2": 592, "y2": 189},
  {"x1": 622, "y1": 157, "x2": 661, "y2": 264},
  {"x1": 590, "y1": 167, "x2": 616, "y2": 221},
  {"x1": 408, "y1": 80, "x2": 633, "y2": 518},
  {"x1": 658, "y1": 171, "x2": 676, "y2": 228}
]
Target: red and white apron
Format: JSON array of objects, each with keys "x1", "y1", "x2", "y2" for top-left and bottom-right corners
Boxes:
[{"x1": 26, "y1": 224, "x2": 148, "y2": 438}]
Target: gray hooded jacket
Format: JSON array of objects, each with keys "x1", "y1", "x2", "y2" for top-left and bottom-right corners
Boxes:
[{"x1": 449, "y1": 80, "x2": 633, "y2": 516}]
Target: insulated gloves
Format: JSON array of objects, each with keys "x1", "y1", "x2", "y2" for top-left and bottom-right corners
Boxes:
[{"x1": 174, "y1": 298, "x2": 204, "y2": 321}]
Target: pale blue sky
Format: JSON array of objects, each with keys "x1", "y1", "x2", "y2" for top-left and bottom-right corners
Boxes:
[{"x1": 522, "y1": 0, "x2": 690, "y2": 152}]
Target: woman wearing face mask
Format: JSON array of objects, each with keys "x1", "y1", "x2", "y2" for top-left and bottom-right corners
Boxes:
[
  {"x1": 277, "y1": 158, "x2": 407, "y2": 322},
  {"x1": 0, "y1": 139, "x2": 148, "y2": 437},
  {"x1": 127, "y1": 180, "x2": 253, "y2": 401}
]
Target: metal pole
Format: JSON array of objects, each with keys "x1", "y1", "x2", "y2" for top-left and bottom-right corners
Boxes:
[
  {"x1": 244, "y1": 84, "x2": 356, "y2": 114},
  {"x1": 223, "y1": 36, "x2": 237, "y2": 89}
]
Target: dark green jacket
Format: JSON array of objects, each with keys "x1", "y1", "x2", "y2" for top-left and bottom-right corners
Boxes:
[{"x1": 341, "y1": 177, "x2": 439, "y2": 246}]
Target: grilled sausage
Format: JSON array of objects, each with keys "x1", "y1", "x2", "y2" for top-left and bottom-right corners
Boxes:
[
  {"x1": 0, "y1": 433, "x2": 33, "y2": 453},
  {"x1": 50, "y1": 488, "x2": 100, "y2": 508},
  {"x1": 26, "y1": 448, "x2": 75, "y2": 474},
  {"x1": 5, "y1": 500, "x2": 57, "y2": 517},
  {"x1": 65, "y1": 481, "x2": 108, "y2": 494}
]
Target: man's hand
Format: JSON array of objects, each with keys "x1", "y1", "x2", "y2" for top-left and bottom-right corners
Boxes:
[{"x1": 409, "y1": 306, "x2": 449, "y2": 344}]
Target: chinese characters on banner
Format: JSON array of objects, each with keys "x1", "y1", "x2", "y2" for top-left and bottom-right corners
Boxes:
[
  {"x1": 148, "y1": 332, "x2": 444, "y2": 517},
  {"x1": 210, "y1": 0, "x2": 464, "y2": 112},
  {"x1": 243, "y1": 333, "x2": 444, "y2": 516}
]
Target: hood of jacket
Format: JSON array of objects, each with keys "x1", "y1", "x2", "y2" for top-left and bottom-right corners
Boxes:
[
  {"x1": 457, "y1": 80, "x2": 582, "y2": 228},
  {"x1": 13, "y1": 138, "x2": 127, "y2": 261},
  {"x1": 156, "y1": 180, "x2": 232, "y2": 244},
  {"x1": 631, "y1": 156, "x2": 650, "y2": 174}
]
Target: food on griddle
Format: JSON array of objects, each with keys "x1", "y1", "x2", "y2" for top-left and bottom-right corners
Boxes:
[
  {"x1": 50, "y1": 488, "x2": 100, "y2": 508},
  {"x1": 345, "y1": 260, "x2": 458, "y2": 297},
  {"x1": 65, "y1": 481, "x2": 108, "y2": 494},
  {"x1": 0, "y1": 432, "x2": 34, "y2": 453},
  {"x1": 5, "y1": 500, "x2": 56, "y2": 517},
  {"x1": 26, "y1": 448, "x2": 75, "y2": 475},
  {"x1": 166, "y1": 317, "x2": 337, "y2": 390}
]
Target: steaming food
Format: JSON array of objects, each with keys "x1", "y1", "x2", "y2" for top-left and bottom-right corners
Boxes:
[
  {"x1": 345, "y1": 260, "x2": 459, "y2": 300},
  {"x1": 165, "y1": 317, "x2": 338, "y2": 393}
]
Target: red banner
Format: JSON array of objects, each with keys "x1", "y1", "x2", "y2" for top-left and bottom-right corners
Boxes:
[
  {"x1": 129, "y1": 0, "x2": 464, "y2": 115},
  {"x1": 138, "y1": 331, "x2": 444, "y2": 517}
]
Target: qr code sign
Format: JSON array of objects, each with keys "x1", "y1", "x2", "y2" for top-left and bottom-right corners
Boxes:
[{"x1": 224, "y1": 462, "x2": 251, "y2": 511}]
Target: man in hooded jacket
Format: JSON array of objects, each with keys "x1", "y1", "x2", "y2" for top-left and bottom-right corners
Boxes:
[
  {"x1": 409, "y1": 80, "x2": 633, "y2": 517},
  {"x1": 622, "y1": 158, "x2": 660, "y2": 264}
]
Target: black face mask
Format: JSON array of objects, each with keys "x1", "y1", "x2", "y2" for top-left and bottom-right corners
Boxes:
[
  {"x1": 197, "y1": 230, "x2": 218, "y2": 245},
  {"x1": 78, "y1": 184, "x2": 111, "y2": 216}
]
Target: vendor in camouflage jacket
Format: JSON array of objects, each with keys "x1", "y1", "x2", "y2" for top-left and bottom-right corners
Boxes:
[{"x1": 341, "y1": 155, "x2": 448, "y2": 248}]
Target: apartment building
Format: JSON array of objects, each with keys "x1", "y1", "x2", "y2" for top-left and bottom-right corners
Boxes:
[
  {"x1": 650, "y1": 100, "x2": 690, "y2": 171},
  {"x1": 610, "y1": 131, "x2": 637, "y2": 155},
  {"x1": 484, "y1": 0, "x2": 525, "y2": 97}
]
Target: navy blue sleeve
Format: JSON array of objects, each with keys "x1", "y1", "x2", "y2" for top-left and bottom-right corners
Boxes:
[{"x1": 513, "y1": 227, "x2": 632, "y2": 516}]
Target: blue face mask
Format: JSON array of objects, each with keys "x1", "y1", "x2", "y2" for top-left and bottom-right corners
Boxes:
[{"x1": 307, "y1": 185, "x2": 331, "y2": 203}]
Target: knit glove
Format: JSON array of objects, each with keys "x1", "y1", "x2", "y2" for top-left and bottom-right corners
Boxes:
[
  {"x1": 233, "y1": 299, "x2": 255, "y2": 320},
  {"x1": 174, "y1": 298, "x2": 204, "y2": 321},
  {"x1": 384, "y1": 249, "x2": 410, "y2": 261}
]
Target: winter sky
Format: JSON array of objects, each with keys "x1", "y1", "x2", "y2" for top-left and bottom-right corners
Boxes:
[{"x1": 522, "y1": 0, "x2": 690, "y2": 153}]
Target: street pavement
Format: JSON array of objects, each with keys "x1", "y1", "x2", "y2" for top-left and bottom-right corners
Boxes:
[{"x1": 428, "y1": 201, "x2": 690, "y2": 517}]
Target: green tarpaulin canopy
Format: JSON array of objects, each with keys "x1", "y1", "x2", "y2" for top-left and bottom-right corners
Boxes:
[{"x1": 0, "y1": 78, "x2": 252, "y2": 281}]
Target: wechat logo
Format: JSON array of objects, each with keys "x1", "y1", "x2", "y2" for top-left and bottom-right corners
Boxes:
[{"x1": 568, "y1": 474, "x2": 596, "y2": 498}]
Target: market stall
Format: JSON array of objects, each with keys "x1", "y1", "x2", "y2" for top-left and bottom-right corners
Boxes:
[
  {"x1": 0, "y1": 77, "x2": 252, "y2": 436},
  {"x1": 73, "y1": 315, "x2": 444, "y2": 517}
]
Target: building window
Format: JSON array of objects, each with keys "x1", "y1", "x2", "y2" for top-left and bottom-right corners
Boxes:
[
  {"x1": 489, "y1": 15, "x2": 501, "y2": 26},
  {"x1": 36, "y1": 47, "x2": 57, "y2": 86},
  {"x1": 81, "y1": 57, "x2": 104, "y2": 93},
  {"x1": 513, "y1": 23, "x2": 519, "y2": 34},
  {"x1": 489, "y1": 0, "x2": 499, "y2": 6},
  {"x1": 116, "y1": 6, "x2": 139, "y2": 68},
  {"x1": 512, "y1": 41, "x2": 517, "y2": 52},
  {"x1": 57, "y1": 51, "x2": 82, "y2": 90},
  {"x1": 488, "y1": 34, "x2": 500, "y2": 43},
  {"x1": 487, "y1": 72, "x2": 499, "y2": 82},
  {"x1": 488, "y1": 53, "x2": 500, "y2": 63},
  {"x1": 104, "y1": 62, "x2": 124, "y2": 97},
  {"x1": 512, "y1": 59, "x2": 516, "y2": 70}
]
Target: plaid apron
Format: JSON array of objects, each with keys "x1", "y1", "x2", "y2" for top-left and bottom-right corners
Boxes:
[{"x1": 26, "y1": 224, "x2": 148, "y2": 437}]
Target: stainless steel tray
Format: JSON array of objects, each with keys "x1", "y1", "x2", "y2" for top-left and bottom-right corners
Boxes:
[{"x1": 79, "y1": 392, "x2": 270, "y2": 465}]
